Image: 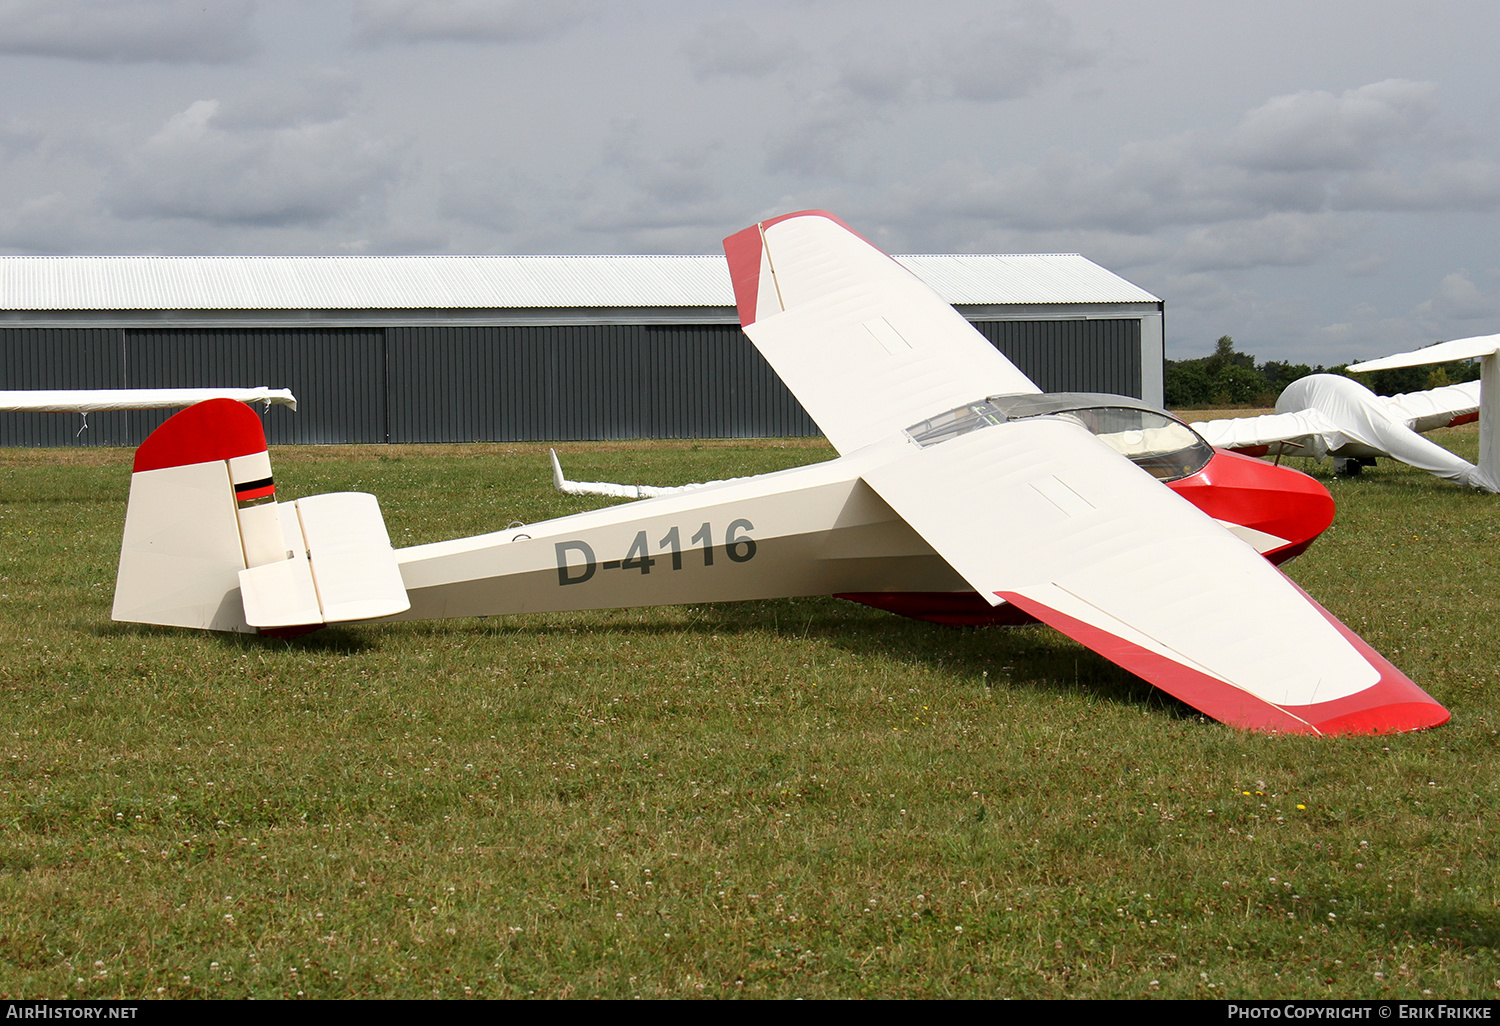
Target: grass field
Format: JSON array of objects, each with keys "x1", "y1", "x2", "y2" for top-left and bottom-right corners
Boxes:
[{"x1": 1, "y1": 431, "x2": 1497, "y2": 999}]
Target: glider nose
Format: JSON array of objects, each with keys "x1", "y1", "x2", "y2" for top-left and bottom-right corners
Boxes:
[{"x1": 1167, "y1": 449, "x2": 1335, "y2": 565}]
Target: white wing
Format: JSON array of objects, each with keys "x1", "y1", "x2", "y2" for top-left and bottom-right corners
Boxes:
[
  {"x1": 0, "y1": 387, "x2": 297, "y2": 413},
  {"x1": 724, "y1": 211, "x2": 1037, "y2": 454},
  {"x1": 861, "y1": 416, "x2": 1441, "y2": 734},
  {"x1": 1194, "y1": 409, "x2": 1342, "y2": 457},
  {"x1": 1350, "y1": 333, "x2": 1500, "y2": 372}
]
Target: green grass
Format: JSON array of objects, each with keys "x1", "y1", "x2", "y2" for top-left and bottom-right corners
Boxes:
[{"x1": 1, "y1": 432, "x2": 1498, "y2": 999}]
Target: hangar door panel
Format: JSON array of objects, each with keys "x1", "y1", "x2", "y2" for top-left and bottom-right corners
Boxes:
[
  {"x1": 126, "y1": 328, "x2": 385, "y2": 444},
  {"x1": 972, "y1": 319, "x2": 1142, "y2": 398},
  {"x1": 387, "y1": 325, "x2": 816, "y2": 442},
  {"x1": 0, "y1": 328, "x2": 133, "y2": 446}
]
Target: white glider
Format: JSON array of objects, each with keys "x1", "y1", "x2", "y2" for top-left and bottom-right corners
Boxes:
[
  {"x1": 1194, "y1": 338, "x2": 1495, "y2": 492},
  {"x1": 110, "y1": 211, "x2": 1448, "y2": 736}
]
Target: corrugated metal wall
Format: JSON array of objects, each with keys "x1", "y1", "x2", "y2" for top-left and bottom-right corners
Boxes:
[
  {"x1": 127, "y1": 328, "x2": 384, "y2": 444},
  {"x1": 1, "y1": 319, "x2": 1141, "y2": 446},
  {"x1": 387, "y1": 325, "x2": 815, "y2": 441},
  {"x1": 976, "y1": 319, "x2": 1142, "y2": 396},
  {"x1": 0, "y1": 327, "x2": 133, "y2": 446}
]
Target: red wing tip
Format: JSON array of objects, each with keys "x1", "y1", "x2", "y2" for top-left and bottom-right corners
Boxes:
[
  {"x1": 722, "y1": 210, "x2": 882, "y2": 326},
  {"x1": 721, "y1": 223, "x2": 766, "y2": 327},
  {"x1": 1303, "y1": 702, "x2": 1451, "y2": 736}
]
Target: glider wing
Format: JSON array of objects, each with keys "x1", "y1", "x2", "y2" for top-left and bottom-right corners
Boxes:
[
  {"x1": 1379, "y1": 381, "x2": 1481, "y2": 432},
  {"x1": 859, "y1": 415, "x2": 1446, "y2": 734},
  {"x1": 724, "y1": 211, "x2": 1038, "y2": 454},
  {"x1": 0, "y1": 387, "x2": 297, "y2": 413},
  {"x1": 1193, "y1": 408, "x2": 1342, "y2": 457}
]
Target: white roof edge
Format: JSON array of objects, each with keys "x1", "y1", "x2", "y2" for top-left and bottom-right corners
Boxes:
[{"x1": 0, "y1": 252, "x2": 1159, "y2": 312}]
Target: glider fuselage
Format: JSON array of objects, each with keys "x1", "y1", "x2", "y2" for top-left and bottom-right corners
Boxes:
[{"x1": 386, "y1": 435, "x2": 1333, "y2": 627}]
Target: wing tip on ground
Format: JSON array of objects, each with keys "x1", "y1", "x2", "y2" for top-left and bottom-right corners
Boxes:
[{"x1": 997, "y1": 589, "x2": 1449, "y2": 736}]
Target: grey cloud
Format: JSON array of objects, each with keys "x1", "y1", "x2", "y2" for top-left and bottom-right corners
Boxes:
[
  {"x1": 897, "y1": 77, "x2": 1500, "y2": 262},
  {"x1": 108, "y1": 100, "x2": 406, "y2": 228},
  {"x1": 763, "y1": 103, "x2": 878, "y2": 180},
  {"x1": 941, "y1": 3, "x2": 1097, "y2": 102},
  {"x1": 0, "y1": 191, "x2": 94, "y2": 255},
  {"x1": 352, "y1": 0, "x2": 597, "y2": 46},
  {"x1": 683, "y1": 18, "x2": 804, "y2": 80},
  {"x1": 901, "y1": 148, "x2": 1257, "y2": 236},
  {"x1": 764, "y1": 1, "x2": 1093, "y2": 181},
  {"x1": 1175, "y1": 212, "x2": 1362, "y2": 272},
  {"x1": 573, "y1": 122, "x2": 733, "y2": 243},
  {"x1": 0, "y1": 0, "x2": 257, "y2": 63},
  {"x1": 0, "y1": 119, "x2": 45, "y2": 159},
  {"x1": 212, "y1": 71, "x2": 361, "y2": 131},
  {"x1": 832, "y1": 2, "x2": 1094, "y2": 105},
  {"x1": 1226, "y1": 79, "x2": 1438, "y2": 173},
  {"x1": 833, "y1": 39, "x2": 920, "y2": 104},
  {"x1": 1414, "y1": 270, "x2": 1500, "y2": 322},
  {"x1": 1334, "y1": 160, "x2": 1500, "y2": 212}
]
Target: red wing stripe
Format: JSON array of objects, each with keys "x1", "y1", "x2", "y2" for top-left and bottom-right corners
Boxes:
[
  {"x1": 997, "y1": 590, "x2": 1320, "y2": 734},
  {"x1": 722, "y1": 210, "x2": 878, "y2": 327},
  {"x1": 998, "y1": 588, "x2": 1449, "y2": 736}
]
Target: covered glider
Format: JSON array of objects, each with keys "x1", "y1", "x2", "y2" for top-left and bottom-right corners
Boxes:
[
  {"x1": 111, "y1": 211, "x2": 1449, "y2": 736},
  {"x1": 1193, "y1": 339, "x2": 1496, "y2": 492}
]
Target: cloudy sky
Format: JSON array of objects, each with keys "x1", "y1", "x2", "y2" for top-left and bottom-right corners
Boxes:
[{"x1": 1, "y1": 0, "x2": 1497, "y2": 364}]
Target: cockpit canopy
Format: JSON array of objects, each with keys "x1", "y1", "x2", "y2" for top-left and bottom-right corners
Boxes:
[{"x1": 905, "y1": 392, "x2": 1215, "y2": 483}]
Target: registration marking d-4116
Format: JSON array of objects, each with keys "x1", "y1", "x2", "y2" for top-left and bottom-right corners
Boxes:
[{"x1": 555, "y1": 519, "x2": 756, "y2": 586}]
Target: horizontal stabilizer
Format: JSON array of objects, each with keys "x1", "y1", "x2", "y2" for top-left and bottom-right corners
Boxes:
[{"x1": 240, "y1": 492, "x2": 409, "y2": 628}]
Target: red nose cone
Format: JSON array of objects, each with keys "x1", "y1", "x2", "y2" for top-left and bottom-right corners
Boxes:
[{"x1": 1167, "y1": 450, "x2": 1335, "y2": 564}]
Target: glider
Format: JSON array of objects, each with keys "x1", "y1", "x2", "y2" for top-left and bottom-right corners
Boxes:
[
  {"x1": 111, "y1": 211, "x2": 1448, "y2": 736},
  {"x1": 1193, "y1": 339, "x2": 1495, "y2": 492}
]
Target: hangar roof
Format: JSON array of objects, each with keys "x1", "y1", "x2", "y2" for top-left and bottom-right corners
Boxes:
[{"x1": 0, "y1": 253, "x2": 1158, "y2": 312}]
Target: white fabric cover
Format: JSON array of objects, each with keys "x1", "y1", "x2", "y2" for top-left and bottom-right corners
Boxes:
[{"x1": 1194, "y1": 374, "x2": 1495, "y2": 492}]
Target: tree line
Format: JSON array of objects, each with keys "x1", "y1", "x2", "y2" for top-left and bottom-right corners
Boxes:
[{"x1": 1164, "y1": 336, "x2": 1482, "y2": 408}]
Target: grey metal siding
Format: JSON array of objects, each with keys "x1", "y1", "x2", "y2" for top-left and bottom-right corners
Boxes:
[
  {"x1": 387, "y1": 325, "x2": 815, "y2": 441},
  {"x1": 0, "y1": 327, "x2": 132, "y2": 446},
  {"x1": 125, "y1": 328, "x2": 385, "y2": 444},
  {"x1": 974, "y1": 319, "x2": 1142, "y2": 398},
  {"x1": 1, "y1": 318, "x2": 1142, "y2": 446}
]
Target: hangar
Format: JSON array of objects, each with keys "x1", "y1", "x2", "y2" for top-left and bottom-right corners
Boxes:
[{"x1": 0, "y1": 253, "x2": 1162, "y2": 447}]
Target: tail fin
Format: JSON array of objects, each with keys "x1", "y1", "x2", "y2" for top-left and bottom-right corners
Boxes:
[{"x1": 113, "y1": 400, "x2": 408, "y2": 634}]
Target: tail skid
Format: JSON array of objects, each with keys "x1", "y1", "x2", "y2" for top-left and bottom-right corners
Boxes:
[{"x1": 113, "y1": 399, "x2": 408, "y2": 634}]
